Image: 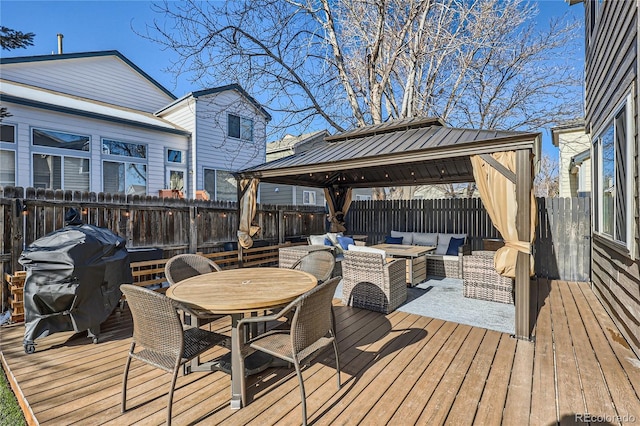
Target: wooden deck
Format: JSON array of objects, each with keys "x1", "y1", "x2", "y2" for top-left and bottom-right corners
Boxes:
[{"x1": 2, "y1": 279, "x2": 639, "y2": 425}]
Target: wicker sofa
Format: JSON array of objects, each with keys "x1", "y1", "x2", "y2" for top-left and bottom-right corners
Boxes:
[
  {"x1": 341, "y1": 247, "x2": 407, "y2": 314},
  {"x1": 390, "y1": 231, "x2": 470, "y2": 279},
  {"x1": 463, "y1": 250, "x2": 514, "y2": 304}
]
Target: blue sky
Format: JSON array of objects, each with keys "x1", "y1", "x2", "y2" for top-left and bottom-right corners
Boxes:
[{"x1": 1, "y1": 1, "x2": 584, "y2": 154}]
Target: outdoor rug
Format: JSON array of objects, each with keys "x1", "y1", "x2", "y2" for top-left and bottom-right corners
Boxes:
[
  {"x1": 398, "y1": 276, "x2": 515, "y2": 335},
  {"x1": 335, "y1": 276, "x2": 515, "y2": 335}
]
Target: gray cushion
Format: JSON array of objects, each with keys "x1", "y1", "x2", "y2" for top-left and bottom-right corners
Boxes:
[
  {"x1": 412, "y1": 232, "x2": 438, "y2": 246},
  {"x1": 390, "y1": 230, "x2": 413, "y2": 245}
]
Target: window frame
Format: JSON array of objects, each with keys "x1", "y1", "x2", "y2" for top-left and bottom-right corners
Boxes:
[
  {"x1": 31, "y1": 152, "x2": 91, "y2": 191},
  {"x1": 227, "y1": 113, "x2": 254, "y2": 142},
  {"x1": 591, "y1": 92, "x2": 634, "y2": 254},
  {"x1": 32, "y1": 127, "x2": 91, "y2": 152},
  {"x1": 203, "y1": 168, "x2": 237, "y2": 201},
  {"x1": 166, "y1": 168, "x2": 186, "y2": 191},
  {"x1": 0, "y1": 123, "x2": 16, "y2": 187},
  {"x1": 166, "y1": 148, "x2": 186, "y2": 165},
  {"x1": 1, "y1": 123, "x2": 16, "y2": 143},
  {"x1": 102, "y1": 160, "x2": 148, "y2": 195},
  {"x1": 101, "y1": 137, "x2": 148, "y2": 195},
  {"x1": 302, "y1": 190, "x2": 317, "y2": 205},
  {"x1": 0, "y1": 149, "x2": 16, "y2": 187}
]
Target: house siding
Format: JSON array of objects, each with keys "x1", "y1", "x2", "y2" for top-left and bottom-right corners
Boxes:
[
  {"x1": 556, "y1": 130, "x2": 591, "y2": 197},
  {"x1": 193, "y1": 91, "x2": 267, "y2": 191},
  {"x1": 584, "y1": 0, "x2": 640, "y2": 357},
  {"x1": 4, "y1": 101, "x2": 189, "y2": 195},
  {"x1": 1, "y1": 55, "x2": 174, "y2": 113},
  {"x1": 260, "y1": 182, "x2": 295, "y2": 205}
]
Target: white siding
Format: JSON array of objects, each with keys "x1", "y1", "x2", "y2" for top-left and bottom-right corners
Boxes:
[
  {"x1": 1, "y1": 55, "x2": 174, "y2": 112},
  {"x1": 193, "y1": 91, "x2": 267, "y2": 191},
  {"x1": 4, "y1": 101, "x2": 188, "y2": 195},
  {"x1": 557, "y1": 129, "x2": 591, "y2": 197},
  {"x1": 158, "y1": 100, "x2": 197, "y2": 133}
]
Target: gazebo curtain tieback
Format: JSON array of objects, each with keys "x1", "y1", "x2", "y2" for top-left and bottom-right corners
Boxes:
[{"x1": 503, "y1": 240, "x2": 531, "y2": 254}]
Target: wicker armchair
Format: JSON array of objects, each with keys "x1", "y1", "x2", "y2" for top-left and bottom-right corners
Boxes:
[
  {"x1": 236, "y1": 277, "x2": 342, "y2": 426},
  {"x1": 120, "y1": 284, "x2": 226, "y2": 426},
  {"x1": 342, "y1": 250, "x2": 407, "y2": 314},
  {"x1": 164, "y1": 254, "x2": 225, "y2": 326},
  {"x1": 289, "y1": 250, "x2": 336, "y2": 283},
  {"x1": 463, "y1": 251, "x2": 514, "y2": 304}
]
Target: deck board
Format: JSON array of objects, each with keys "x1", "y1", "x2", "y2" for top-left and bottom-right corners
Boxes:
[
  {"x1": 443, "y1": 329, "x2": 502, "y2": 426},
  {"x1": 1, "y1": 279, "x2": 639, "y2": 426}
]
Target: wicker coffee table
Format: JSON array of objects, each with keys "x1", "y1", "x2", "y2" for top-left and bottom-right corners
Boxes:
[{"x1": 370, "y1": 243, "x2": 435, "y2": 286}]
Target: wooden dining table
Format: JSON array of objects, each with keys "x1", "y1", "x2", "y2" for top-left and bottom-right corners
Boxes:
[{"x1": 165, "y1": 267, "x2": 317, "y2": 409}]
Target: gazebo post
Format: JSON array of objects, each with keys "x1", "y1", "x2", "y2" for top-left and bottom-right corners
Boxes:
[{"x1": 515, "y1": 149, "x2": 532, "y2": 340}]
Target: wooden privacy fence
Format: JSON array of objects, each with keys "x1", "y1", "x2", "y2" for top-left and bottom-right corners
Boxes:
[
  {"x1": 0, "y1": 186, "x2": 325, "y2": 279},
  {"x1": 347, "y1": 197, "x2": 591, "y2": 281},
  {"x1": 1, "y1": 188, "x2": 591, "y2": 313}
]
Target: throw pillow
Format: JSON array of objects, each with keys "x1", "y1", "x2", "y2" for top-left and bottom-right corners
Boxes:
[
  {"x1": 326, "y1": 232, "x2": 342, "y2": 245},
  {"x1": 309, "y1": 234, "x2": 327, "y2": 245},
  {"x1": 337, "y1": 235, "x2": 355, "y2": 250},
  {"x1": 385, "y1": 236, "x2": 403, "y2": 244},
  {"x1": 446, "y1": 237, "x2": 465, "y2": 255},
  {"x1": 390, "y1": 230, "x2": 413, "y2": 245},
  {"x1": 324, "y1": 237, "x2": 333, "y2": 246}
]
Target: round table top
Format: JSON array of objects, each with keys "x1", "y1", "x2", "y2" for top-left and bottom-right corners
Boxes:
[{"x1": 165, "y1": 267, "x2": 318, "y2": 314}]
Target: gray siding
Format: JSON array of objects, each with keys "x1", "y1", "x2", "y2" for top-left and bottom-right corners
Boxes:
[
  {"x1": 259, "y1": 183, "x2": 326, "y2": 207},
  {"x1": 260, "y1": 182, "x2": 294, "y2": 205},
  {"x1": 585, "y1": 0, "x2": 640, "y2": 357},
  {"x1": 1, "y1": 55, "x2": 174, "y2": 113}
]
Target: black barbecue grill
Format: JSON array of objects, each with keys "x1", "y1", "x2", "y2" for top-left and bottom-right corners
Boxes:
[{"x1": 18, "y1": 209, "x2": 132, "y2": 354}]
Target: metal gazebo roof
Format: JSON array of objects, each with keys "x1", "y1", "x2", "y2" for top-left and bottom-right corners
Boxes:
[{"x1": 236, "y1": 117, "x2": 541, "y2": 188}]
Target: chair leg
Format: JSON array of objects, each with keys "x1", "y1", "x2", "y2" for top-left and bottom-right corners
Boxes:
[
  {"x1": 121, "y1": 344, "x2": 134, "y2": 413},
  {"x1": 293, "y1": 358, "x2": 307, "y2": 426},
  {"x1": 332, "y1": 339, "x2": 341, "y2": 389},
  {"x1": 166, "y1": 367, "x2": 179, "y2": 426},
  {"x1": 239, "y1": 347, "x2": 247, "y2": 406}
]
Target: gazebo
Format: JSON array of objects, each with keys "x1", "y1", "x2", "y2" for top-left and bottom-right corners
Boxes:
[{"x1": 235, "y1": 117, "x2": 541, "y2": 340}]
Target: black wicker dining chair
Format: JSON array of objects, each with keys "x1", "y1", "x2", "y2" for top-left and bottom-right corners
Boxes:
[
  {"x1": 236, "y1": 276, "x2": 342, "y2": 426},
  {"x1": 120, "y1": 284, "x2": 226, "y2": 426}
]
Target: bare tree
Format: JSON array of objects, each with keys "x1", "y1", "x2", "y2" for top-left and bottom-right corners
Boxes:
[
  {"x1": 534, "y1": 153, "x2": 559, "y2": 197},
  {"x1": 142, "y1": 0, "x2": 580, "y2": 196}
]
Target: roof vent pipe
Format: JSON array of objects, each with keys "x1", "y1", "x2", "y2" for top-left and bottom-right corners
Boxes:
[{"x1": 57, "y1": 33, "x2": 63, "y2": 54}]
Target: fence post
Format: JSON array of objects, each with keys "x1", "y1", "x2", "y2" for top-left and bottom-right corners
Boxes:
[
  {"x1": 189, "y1": 206, "x2": 198, "y2": 253},
  {"x1": 278, "y1": 210, "x2": 285, "y2": 243},
  {"x1": 11, "y1": 198, "x2": 23, "y2": 274}
]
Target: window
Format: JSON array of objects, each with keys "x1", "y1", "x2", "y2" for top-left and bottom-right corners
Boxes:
[
  {"x1": 0, "y1": 150, "x2": 15, "y2": 187},
  {"x1": 167, "y1": 169, "x2": 185, "y2": 191},
  {"x1": 33, "y1": 154, "x2": 89, "y2": 191},
  {"x1": 102, "y1": 139, "x2": 146, "y2": 158},
  {"x1": 102, "y1": 138, "x2": 147, "y2": 195},
  {"x1": 0, "y1": 125, "x2": 15, "y2": 187},
  {"x1": 33, "y1": 128, "x2": 90, "y2": 151},
  {"x1": 302, "y1": 190, "x2": 317, "y2": 205},
  {"x1": 204, "y1": 168, "x2": 237, "y2": 201},
  {"x1": 1, "y1": 124, "x2": 15, "y2": 143},
  {"x1": 355, "y1": 194, "x2": 372, "y2": 201},
  {"x1": 592, "y1": 95, "x2": 632, "y2": 250},
  {"x1": 166, "y1": 149, "x2": 185, "y2": 164},
  {"x1": 228, "y1": 114, "x2": 253, "y2": 141},
  {"x1": 103, "y1": 161, "x2": 147, "y2": 195}
]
